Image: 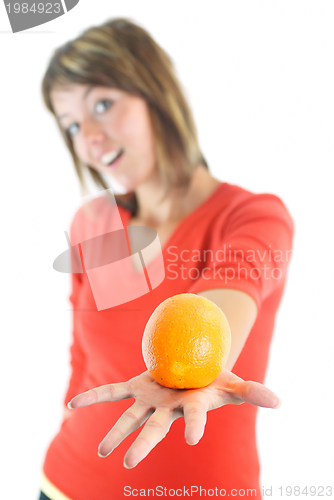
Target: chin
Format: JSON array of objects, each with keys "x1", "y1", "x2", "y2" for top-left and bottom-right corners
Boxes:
[
  {"x1": 107, "y1": 173, "x2": 139, "y2": 195},
  {"x1": 106, "y1": 175, "x2": 128, "y2": 195}
]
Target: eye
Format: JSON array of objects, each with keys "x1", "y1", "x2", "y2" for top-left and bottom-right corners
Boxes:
[
  {"x1": 66, "y1": 123, "x2": 79, "y2": 137},
  {"x1": 63, "y1": 99, "x2": 113, "y2": 137},
  {"x1": 95, "y1": 99, "x2": 113, "y2": 114}
]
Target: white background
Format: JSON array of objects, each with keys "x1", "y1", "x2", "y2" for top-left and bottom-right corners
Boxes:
[{"x1": 1, "y1": 1, "x2": 333, "y2": 499}]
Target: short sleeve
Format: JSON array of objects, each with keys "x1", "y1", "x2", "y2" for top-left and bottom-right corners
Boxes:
[{"x1": 188, "y1": 193, "x2": 294, "y2": 311}]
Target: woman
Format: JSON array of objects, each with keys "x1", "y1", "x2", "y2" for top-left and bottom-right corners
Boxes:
[{"x1": 39, "y1": 18, "x2": 294, "y2": 500}]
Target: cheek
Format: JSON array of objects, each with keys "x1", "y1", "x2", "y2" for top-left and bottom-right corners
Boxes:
[
  {"x1": 72, "y1": 137, "x2": 89, "y2": 163},
  {"x1": 120, "y1": 102, "x2": 155, "y2": 152}
]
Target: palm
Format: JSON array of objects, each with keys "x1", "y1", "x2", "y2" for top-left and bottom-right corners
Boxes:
[{"x1": 69, "y1": 369, "x2": 280, "y2": 469}]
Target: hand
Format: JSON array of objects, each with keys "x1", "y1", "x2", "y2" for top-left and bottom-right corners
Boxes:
[{"x1": 68, "y1": 369, "x2": 281, "y2": 469}]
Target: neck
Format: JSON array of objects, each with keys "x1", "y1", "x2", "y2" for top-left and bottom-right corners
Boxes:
[{"x1": 132, "y1": 164, "x2": 220, "y2": 226}]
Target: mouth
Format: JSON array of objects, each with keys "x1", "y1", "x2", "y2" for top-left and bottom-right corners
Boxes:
[{"x1": 101, "y1": 149, "x2": 124, "y2": 168}]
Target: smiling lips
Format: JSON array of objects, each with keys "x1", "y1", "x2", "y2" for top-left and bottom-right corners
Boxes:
[{"x1": 101, "y1": 149, "x2": 124, "y2": 166}]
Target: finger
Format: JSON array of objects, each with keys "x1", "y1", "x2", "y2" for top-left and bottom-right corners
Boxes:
[
  {"x1": 68, "y1": 382, "x2": 132, "y2": 409},
  {"x1": 233, "y1": 380, "x2": 281, "y2": 409},
  {"x1": 98, "y1": 402, "x2": 153, "y2": 458},
  {"x1": 183, "y1": 401, "x2": 207, "y2": 446},
  {"x1": 123, "y1": 407, "x2": 173, "y2": 469}
]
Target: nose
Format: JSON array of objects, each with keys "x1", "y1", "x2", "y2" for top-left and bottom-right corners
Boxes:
[{"x1": 81, "y1": 117, "x2": 106, "y2": 143}]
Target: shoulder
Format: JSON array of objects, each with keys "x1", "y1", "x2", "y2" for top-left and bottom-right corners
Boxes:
[
  {"x1": 69, "y1": 194, "x2": 130, "y2": 244},
  {"x1": 213, "y1": 182, "x2": 294, "y2": 234}
]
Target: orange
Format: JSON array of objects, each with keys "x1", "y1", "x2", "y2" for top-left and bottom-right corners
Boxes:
[{"x1": 142, "y1": 293, "x2": 231, "y2": 389}]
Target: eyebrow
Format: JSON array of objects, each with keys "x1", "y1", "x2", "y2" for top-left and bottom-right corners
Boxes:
[{"x1": 56, "y1": 85, "x2": 95, "y2": 121}]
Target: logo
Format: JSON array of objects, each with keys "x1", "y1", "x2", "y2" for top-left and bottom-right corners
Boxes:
[
  {"x1": 3, "y1": 0, "x2": 80, "y2": 33},
  {"x1": 53, "y1": 189, "x2": 165, "y2": 310}
]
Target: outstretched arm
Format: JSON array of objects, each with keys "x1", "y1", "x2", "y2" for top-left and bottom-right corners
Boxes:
[{"x1": 68, "y1": 288, "x2": 280, "y2": 468}]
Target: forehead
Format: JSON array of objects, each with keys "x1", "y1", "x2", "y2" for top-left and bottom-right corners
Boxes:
[
  {"x1": 51, "y1": 84, "x2": 127, "y2": 99},
  {"x1": 51, "y1": 85, "x2": 109, "y2": 121},
  {"x1": 50, "y1": 84, "x2": 88, "y2": 114},
  {"x1": 51, "y1": 84, "x2": 93, "y2": 104},
  {"x1": 50, "y1": 85, "x2": 126, "y2": 114}
]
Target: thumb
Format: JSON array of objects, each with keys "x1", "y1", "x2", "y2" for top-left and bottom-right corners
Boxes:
[{"x1": 234, "y1": 380, "x2": 281, "y2": 409}]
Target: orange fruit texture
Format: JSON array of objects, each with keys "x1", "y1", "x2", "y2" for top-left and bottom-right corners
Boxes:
[{"x1": 142, "y1": 293, "x2": 231, "y2": 389}]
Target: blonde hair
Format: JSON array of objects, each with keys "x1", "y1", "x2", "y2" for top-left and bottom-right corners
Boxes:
[{"x1": 41, "y1": 17, "x2": 209, "y2": 215}]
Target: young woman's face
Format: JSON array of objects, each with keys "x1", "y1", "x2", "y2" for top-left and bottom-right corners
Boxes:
[{"x1": 50, "y1": 84, "x2": 158, "y2": 192}]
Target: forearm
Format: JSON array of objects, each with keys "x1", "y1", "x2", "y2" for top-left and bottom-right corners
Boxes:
[{"x1": 196, "y1": 288, "x2": 258, "y2": 372}]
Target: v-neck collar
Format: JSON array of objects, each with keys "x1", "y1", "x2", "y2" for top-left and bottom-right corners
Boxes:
[{"x1": 122, "y1": 182, "x2": 226, "y2": 266}]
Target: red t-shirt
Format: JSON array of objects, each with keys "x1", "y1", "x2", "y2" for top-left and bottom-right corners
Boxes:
[{"x1": 41, "y1": 182, "x2": 294, "y2": 499}]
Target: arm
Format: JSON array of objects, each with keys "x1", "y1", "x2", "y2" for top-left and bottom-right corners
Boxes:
[
  {"x1": 67, "y1": 285, "x2": 277, "y2": 469},
  {"x1": 196, "y1": 288, "x2": 257, "y2": 372},
  {"x1": 67, "y1": 194, "x2": 292, "y2": 467}
]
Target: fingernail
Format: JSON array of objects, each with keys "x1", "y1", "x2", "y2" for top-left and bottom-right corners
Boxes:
[
  {"x1": 274, "y1": 398, "x2": 282, "y2": 409},
  {"x1": 98, "y1": 447, "x2": 113, "y2": 458},
  {"x1": 67, "y1": 402, "x2": 73, "y2": 409},
  {"x1": 124, "y1": 460, "x2": 136, "y2": 469}
]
